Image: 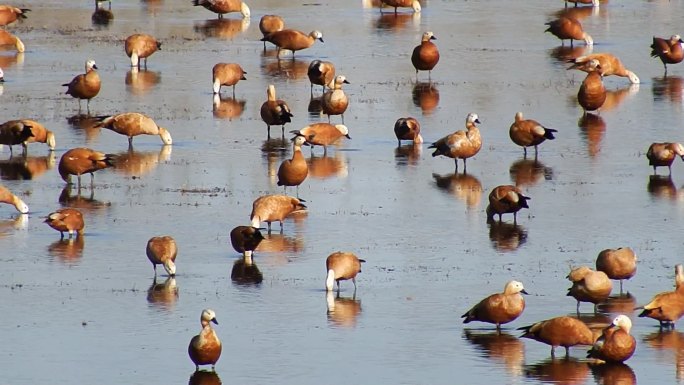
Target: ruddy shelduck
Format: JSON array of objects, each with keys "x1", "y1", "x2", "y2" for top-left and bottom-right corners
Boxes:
[
  {"x1": 565, "y1": 0, "x2": 599, "y2": 7},
  {"x1": 651, "y1": 35, "x2": 684, "y2": 74},
  {"x1": 94, "y1": 112, "x2": 173, "y2": 146},
  {"x1": 647, "y1": 142, "x2": 684, "y2": 174},
  {"x1": 291, "y1": 123, "x2": 351, "y2": 154},
  {"x1": 595, "y1": 247, "x2": 637, "y2": 292},
  {"x1": 380, "y1": 0, "x2": 421, "y2": 13},
  {"x1": 411, "y1": 31, "x2": 439, "y2": 80},
  {"x1": 62, "y1": 59, "x2": 101, "y2": 111},
  {"x1": 568, "y1": 53, "x2": 640, "y2": 84},
  {"x1": 429, "y1": 112, "x2": 482, "y2": 173},
  {"x1": 307, "y1": 60, "x2": 335, "y2": 94},
  {"x1": 587, "y1": 315, "x2": 636, "y2": 363},
  {"x1": 229, "y1": 225, "x2": 264, "y2": 258},
  {"x1": 0, "y1": 5, "x2": 29, "y2": 26},
  {"x1": 462, "y1": 280, "x2": 528, "y2": 330},
  {"x1": 146, "y1": 235, "x2": 177, "y2": 277},
  {"x1": 0, "y1": 119, "x2": 33, "y2": 155},
  {"x1": 509, "y1": 112, "x2": 557, "y2": 157},
  {"x1": 566, "y1": 266, "x2": 613, "y2": 313},
  {"x1": 394, "y1": 117, "x2": 423, "y2": 145},
  {"x1": 277, "y1": 135, "x2": 309, "y2": 197},
  {"x1": 124, "y1": 34, "x2": 161, "y2": 68},
  {"x1": 322, "y1": 75, "x2": 350, "y2": 123},
  {"x1": 486, "y1": 185, "x2": 530, "y2": 224},
  {"x1": 58, "y1": 147, "x2": 115, "y2": 188},
  {"x1": 212, "y1": 63, "x2": 246, "y2": 96},
  {"x1": 0, "y1": 29, "x2": 24, "y2": 52},
  {"x1": 188, "y1": 309, "x2": 222, "y2": 371},
  {"x1": 545, "y1": 16, "x2": 593, "y2": 46},
  {"x1": 577, "y1": 59, "x2": 606, "y2": 112},
  {"x1": 519, "y1": 316, "x2": 594, "y2": 357},
  {"x1": 260, "y1": 29, "x2": 323, "y2": 59},
  {"x1": 192, "y1": 0, "x2": 250, "y2": 19},
  {"x1": 16, "y1": 119, "x2": 56, "y2": 151},
  {"x1": 45, "y1": 208, "x2": 84, "y2": 238},
  {"x1": 638, "y1": 264, "x2": 684, "y2": 328},
  {"x1": 250, "y1": 194, "x2": 307, "y2": 233},
  {"x1": 0, "y1": 184, "x2": 28, "y2": 213},
  {"x1": 259, "y1": 15, "x2": 284, "y2": 49},
  {"x1": 260, "y1": 84, "x2": 293, "y2": 137},
  {"x1": 325, "y1": 251, "x2": 366, "y2": 292}
]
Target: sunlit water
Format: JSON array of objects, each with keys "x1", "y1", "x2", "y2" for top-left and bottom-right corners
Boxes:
[{"x1": 2, "y1": 0, "x2": 684, "y2": 384}]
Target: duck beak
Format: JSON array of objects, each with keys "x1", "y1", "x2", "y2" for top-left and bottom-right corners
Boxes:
[
  {"x1": 211, "y1": 318, "x2": 218, "y2": 325},
  {"x1": 319, "y1": 37, "x2": 324, "y2": 43},
  {"x1": 430, "y1": 36, "x2": 437, "y2": 40},
  {"x1": 345, "y1": 134, "x2": 351, "y2": 139},
  {"x1": 343, "y1": 79, "x2": 350, "y2": 84},
  {"x1": 474, "y1": 119, "x2": 481, "y2": 124},
  {"x1": 521, "y1": 289, "x2": 529, "y2": 295}
]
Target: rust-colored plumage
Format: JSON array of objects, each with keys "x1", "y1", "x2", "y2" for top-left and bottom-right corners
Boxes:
[
  {"x1": 277, "y1": 136, "x2": 308, "y2": 196},
  {"x1": 94, "y1": 112, "x2": 173, "y2": 146},
  {"x1": 651, "y1": 35, "x2": 684, "y2": 74},
  {"x1": 462, "y1": 280, "x2": 528, "y2": 329},
  {"x1": 212, "y1": 63, "x2": 246, "y2": 96},
  {"x1": 45, "y1": 208, "x2": 84, "y2": 238},
  {"x1": 394, "y1": 117, "x2": 422, "y2": 145},
  {"x1": 0, "y1": 29, "x2": 24, "y2": 52},
  {"x1": 188, "y1": 309, "x2": 222, "y2": 371},
  {"x1": 429, "y1": 113, "x2": 482, "y2": 173},
  {"x1": 307, "y1": 60, "x2": 335, "y2": 94},
  {"x1": 509, "y1": 112, "x2": 557, "y2": 157},
  {"x1": 596, "y1": 247, "x2": 637, "y2": 292},
  {"x1": 647, "y1": 142, "x2": 684, "y2": 174},
  {"x1": 638, "y1": 264, "x2": 684, "y2": 328},
  {"x1": 125, "y1": 34, "x2": 161, "y2": 68},
  {"x1": 0, "y1": 5, "x2": 29, "y2": 26},
  {"x1": 568, "y1": 53, "x2": 640, "y2": 84},
  {"x1": 260, "y1": 29, "x2": 323, "y2": 59},
  {"x1": 411, "y1": 31, "x2": 439, "y2": 80},
  {"x1": 58, "y1": 147, "x2": 115, "y2": 188},
  {"x1": 322, "y1": 75, "x2": 349, "y2": 123},
  {"x1": 192, "y1": 0, "x2": 250, "y2": 18},
  {"x1": 62, "y1": 59, "x2": 101, "y2": 111},
  {"x1": 291, "y1": 123, "x2": 351, "y2": 154},
  {"x1": 577, "y1": 59, "x2": 606, "y2": 112},
  {"x1": 229, "y1": 226, "x2": 264, "y2": 257},
  {"x1": 16, "y1": 119, "x2": 56, "y2": 151},
  {"x1": 146, "y1": 236, "x2": 178, "y2": 277},
  {"x1": 519, "y1": 316, "x2": 594, "y2": 357},
  {"x1": 325, "y1": 251, "x2": 365, "y2": 292},
  {"x1": 545, "y1": 16, "x2": 593, "y2": 46},
  {"x1": 259, "y1": 15, "x2": 284, "y2": 49},
  {"x1": 380, "y1": 0, "x2": 421, "y2": 13},
  {"x1": 260, "y1": 84, "x2": 293, "y2": 137},
  {"x1": 250, "y1": 194, "x2": 307, "y2": 233},
  {"x1": 0, "y1": 119, "x2": 33, "y2": 155},
  {"x1": 587, "y1": 315, "x2": 636, "y2": 363},
  {"x1": 486, "y1": 185, "x2": 530, "y2": 224},
  {"x1": 566, "y1": 266, "x2": 613, "y2": 313},
  {"x1": 0, "y1": 184, "x2": 28, "y2": 213}
]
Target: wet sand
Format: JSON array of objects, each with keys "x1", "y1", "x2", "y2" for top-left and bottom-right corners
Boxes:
[{"x1": 1, "y1": 0, "x2": 684, "y2": 384}]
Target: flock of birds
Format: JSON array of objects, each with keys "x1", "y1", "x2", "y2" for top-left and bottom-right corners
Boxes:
[{"x1": 1, "y1": 0, "x2": 684, "y2": 375}]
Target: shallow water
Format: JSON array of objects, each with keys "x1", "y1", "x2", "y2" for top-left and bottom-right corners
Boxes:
[{"x1": 2, "y1": 0, "x2": 684, "y2": 384}]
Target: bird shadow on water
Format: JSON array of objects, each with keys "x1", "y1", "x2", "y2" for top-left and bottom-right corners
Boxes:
[
  {"x1": 47, "y1": 236, "x2": 85, "y2": 264},
  {"x1": 326, "y1": 291, "x2": 362, "y2": 328},
  {"x1": 431, "y1": 172, "x2": 482, "y2": 209},
  {"x1": 577, "y1": 112, "x2": 606, "y2": 158},
  {"x1": 412, "y1": 81, "x2": 439, "y2": 115},
  {"x1": 373, "y1": 12, "x2": 420, "y2": 32},
  {"x1": 231, "y1": 256, "x2": 263, "y2": 286},
  {"x1": 462, "y1": 329, "x2": 525, "y2": 376},
  {"x1": 488, "y1": 221, "x2": 527, "y2": 253},
  {"x1": 652, "y1": 76, "x2": 684, "y2": 105},
  {"x1": 212, "y1": 94, "x2": 246, "y2": 120},
  {"x1": 188, "y1": 370, "x2": 222, "y2": 385},
  {"x1": 647, "y1": 174, "x2": 681, "y2": 201},
  {"x1": 509, "y1": 157, "x2": 553, "y2": 187},
  {"x1": 589, "y1": 362, "x2": 636, "y2": 385},
  {"x1": 524, "y1": 356, "x2": 590, "y2": 384},
  {"x1": 194, "y1": 18, "x2": 249, "y2": 40},
  {"x1": 0, "y1": 152, "x2": 55, "y2": 181},
  {"x1": 125, "y1": 68, "x2": 161, "y2": 95},
  {"x1": 147, "y1": 276, "x2": 179, "y2": 311},
  {"x1": 394, "y1": 143, "x2": 421, "y2": 167},
  {"x1": 58, "y1": 185, "x2": 110, "y2": 213}
]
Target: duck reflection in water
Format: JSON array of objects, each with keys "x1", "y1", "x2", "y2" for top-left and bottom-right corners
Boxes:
[
  {"x1": 231, "y1": 255, "x2": 263, "y2": 285},
  {"x1": 549, "y1": 45, "x2": 592, "y2": 63},
  {"x1": 112, "y1": 145, "x2": 171, "y2": 177},
  {"x1": 463, "y1": 329, "x2": 524, "y2": 377},
  {"x1": 596, "y1": 293, "x2": 637, "y2": 314},
  {"x1": 652, "y1": 76, "x2": 684, "y2": 105},
  {"x1": 194, "y1": 18, "x2": 249, "y2": 40},
  {"x1": 255, "y1": 233, "x2": 304, "y2": 265},
  {"x1": 589, "y1": 362, "x2": 636, "y2": 385},
  {"x1": 262, "y1": 58, "x2": 309, "y2": 80},
  {"x1": 395, "y1": 143, "x2": 422, "y2": 167},
  {"x1": 47, "y1": 235, "x2": 85, "y2": 264},
  {"x1": 644, "y1": 329, "x2": 684, "y2": 380},
  {"x1": 326, "y1": 291, "x2": 362, "y2": 328},
  {"x1": 374, "y1": 11, "x2": 419, "y2": 31},
  {"x1": 213, "y1": 94, "x2": 245, "y2": 120},
  {"x1": 509, "y1": 157, "x2": 553, "y2": 187},
  {"x1": 125, "y1": 67, "x2": 161, "y2": 95},
  {"x1": 92, "y1": 0, "x2": 113, "y2": 27},
  {"x1": 488, "y1": 221, "x2": 527, "y2": 253},
  {"x1": 308, "y1": 152, "x2": 348, "y2": 180},
  {"x1": 0, "y1": 52, "x2": 23, "y2": 70},
  {"x1": 553, "y1": 3, "x2": 599, "y2": 21},
  {"x1": 262, "y1": 137, "x2": 289, "y2": 185},
  {"x1": 648, "y1": 174, "x2": 679, "y2": 201},
  {"x1": 0, "y1": 213, "x2": 27, "y2": 236},
  {"x1": 0, "y1": 152, "x2": 55, "y2": 180},
  {"x1": 524, "y1": 356, "x2": 590, "y2": 385},
  {"x1": 59, "y1": 185, "x2": 109, "y2": 212},
  {"x1": 432, "y1": 172, "x2": 482, "y2": 209},
  {"x1": 66, "y1": 113, "x2": 101, "y2": 142},
  {"x1": 308, "y1": 95, "x2": 323, "y2": 119},
  {"x1": 188, "y1": 369, "x2": 222, "y2": 385},
  {"x1": 577, "y1": 112, "x2": 605, "y2": 158},
  {"x1": 599, "y1": 84, "x2": 639, "y2": 112},
  {"x1": 412, "y1": 81, "x2": 439, "y2": 115},
  {"x1": 147, "y1": 276, "x2": 178, "y2": 310}
]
